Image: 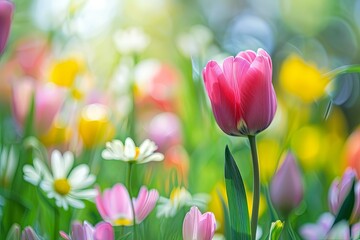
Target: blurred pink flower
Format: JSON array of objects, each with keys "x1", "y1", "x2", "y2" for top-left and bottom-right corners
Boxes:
[
  {"x1": 14, "y1": 36, "x2": 49, "y2": 78},
  {"x1": 96, "y1": 184, "x2": 159, "y2": 226},
  {"x1": 300, "y1": 212, "x2": 360, "y2": 240},
  {"x1": 148, "y1": 112, "x2": 182, "y2": 152},
  {"x1": 270, "y1": 152, "x2": 303, "y2": 215},
  {"x1": 329, "y1": 168, "x2": 360, "y2": 223},
  {"x1": 0, "y1": 0, "x2": 14, "y2": 55},
  {"x1": 11, "y1": 79, "x2": 65, "y2": 134},
  {"x1": 60, "y1": 221, "x2": 114, "y2": 240},
  {"x1": 203, "y1": 48, "x2": 276, "y2": 136},
  {"x1": 182, "y1": 206, "x2": 216, "y2": 240}
]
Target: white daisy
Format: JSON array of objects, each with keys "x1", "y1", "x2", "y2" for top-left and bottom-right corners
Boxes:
[
  {"x1": 102, "y1": 137, "x2": 164, "y2": 164},
  {"x1": 23, "y1": 150, "x2": 97, "y2": 210},
  {"x1": 156, "y1": 187, "x2": 209, "y2": 218},
  {"x1": 23, "y1": 158, "x2": 50, "y2": 185}
]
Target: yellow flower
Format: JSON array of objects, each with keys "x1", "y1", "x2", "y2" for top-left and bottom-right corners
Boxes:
[
  {"x1": 258, "y1": 138, "x2": 281, "y2": 183},
  {"x1": 279, "y1": 54, "x2": 330, "y2": 103},
  {"x1": 78, "y1": 104, "x2": 115, "y2": 148},
  {"x1": 50, "y1": 58, "x2": 83, "y2": 87},
  {"x1": 40, "y1": 122, "x2": 71, "y2": 147},
  {"x1": 208, "y1": 183, "x2": 227, "y2": 233}
]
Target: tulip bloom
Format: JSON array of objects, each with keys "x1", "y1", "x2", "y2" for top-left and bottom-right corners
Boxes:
[
  {"x1": 96, "y1": 184, "x2": 159, "y2": 226},
  {"x1": 60, "y1": 221, "x2": 114, "y2": 240},
  {"x1": 0, "y1": 0, "x2": 14, "y2": 55},
  {"x1": 182, "y1": 206, "x2": 216, "y2": 240},
  {"x1": 329, "y1": 168, "x2": 360, "y2": 223},
  {"x1": 11, "y1": 80, "x2": 65, "y2": 134},
  {"x1": 203, "y1": 48, "x2": 276, "y2": 136},
  {"x1": 270, "y1": 152, "x2": 303, "y2": 215}
]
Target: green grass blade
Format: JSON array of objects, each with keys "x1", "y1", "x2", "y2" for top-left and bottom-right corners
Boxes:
[{"x1": 224, "y1": 145, "x2": 251, "y2": 240}]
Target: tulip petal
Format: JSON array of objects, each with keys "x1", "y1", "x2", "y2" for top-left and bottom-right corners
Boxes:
[
  {"x1": 240, "y1": 54, "x2": 276, "y2": 134},
  {"x1": 204, "y1": 61, "x2": 238, "y2": 135},
  {"x1": 94, "y1": 222, "x2": 114, "y2": 240}
]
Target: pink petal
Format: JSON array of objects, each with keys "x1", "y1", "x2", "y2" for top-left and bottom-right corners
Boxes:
[
  {"x1": 110, "y1": 184, "x2": 133, "y2": 221},
  {"x1": 197, "y1": 212, "x2": 216, "y2": 240},
  {"x1": 34, "y1": 84, "x2": 65, "y2": 134},
  {"x1": 11, "y1": 79, "x2": 35, "y2": 130},
  {"x1": 204, "y1": 61, "x2": 239, "y2": 135},
  {"x1": 71, "y1": 222, "x2": 85, "y2": 240},
  {"x1": 133, "y1": 187, "x2": 159, "y2": 223},
  {"x1": 95, "y1": 187, "x2": 109, "y2": 220},
  {"x1": 0, "y1": 0, "x2": 14, "y2": 54},
  {"x1": 94, "y1": 222, "x2": 114, "y2": 240},
  {"x1": 239, "y1": 54, "x2": 276, "y2": 134},
  {"x1": 236, "y1": 50, "x2": 257, "y2": 63},
  {"x1": 183, "y1": 207, "x2": 200, "y2": 240}
]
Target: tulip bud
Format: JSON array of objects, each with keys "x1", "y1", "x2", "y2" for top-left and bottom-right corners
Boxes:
[
  {"x1": 270, "y1": 152, "x2": 304, "y2": 216},
  {"x1": 269, "y1": 220, "x2": 284, "y2": 240},
  {"x1": 182, "y1": 206, "x2": 216, "y2": 240},
  {"x1": 328, "y1": 168, "x2": 360, "y2": 223},
  {"x1": 21, "y1": 226, "x2": 40, "y2": 240},
  {"x1": 0, "y1": 0, "x2": 14, "y2": 55},
  {"x1": 203, "y1": 48, "x2": 277, "y2": 136}
]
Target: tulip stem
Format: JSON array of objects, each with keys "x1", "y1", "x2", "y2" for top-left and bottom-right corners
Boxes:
[
  {"x1": 248, "y1": 135, "x2": 260, "y2": 240},
  {"x1": 127, "y1": 163, "x2": 137, "y2": 240}
]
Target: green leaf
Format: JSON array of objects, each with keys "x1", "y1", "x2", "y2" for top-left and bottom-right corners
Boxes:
[
  {"x1": 332, "y1": 178, "x2": 355, "y2": 227},
  {"x1": 325, "y1": 65, "x2": 360, "y2": 78},
  {"x1": 24, "y1": 92, "x2": 35, "y2": 138},
  {"x1": 224, "y1": 145, "x2": 251, "y2": 240},
  {"x1": 269, "y1": 220, "x2": 284, "y2": 240}
]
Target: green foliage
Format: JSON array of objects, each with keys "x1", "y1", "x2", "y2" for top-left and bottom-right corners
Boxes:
[{"x1": 224, "y1": 146, "x2": 251, "y2": 240}]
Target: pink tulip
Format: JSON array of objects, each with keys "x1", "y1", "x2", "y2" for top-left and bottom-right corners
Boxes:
[
  {"x1": 203, "y1": 48, "x2": 276, "y2": 136},
  {"x1": 0, "y1": 0, "x2": 14, "y2": 55},
  {"x1": 60, "y1": 221, "x2": 114, "y2": 240},
  {"x1": 329, "y1": 168, "x2": 360, "y2": 223},
  {"x1": 96, "y1": 184, "x2": 159, "y2": 225},
  {"x1": 182, "y1": 206, "x2": 216, "y2": 240},
  {"x1": 11, "y1": 80, "x2": 65, "y2": 134},
  {"x1": 270, "y1": 152, "x2": 303, "y2": 215}
]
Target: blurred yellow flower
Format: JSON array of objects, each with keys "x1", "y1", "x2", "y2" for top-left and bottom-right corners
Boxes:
[
  {"x1": 78, "y1": 104, "x2": 115, "y2": 148},
  {"x1": 40, "y1": 122, "x2": 71, "y2": 147},
  {"x1": 258, "y1": 138, "x2": 281, "y2": 183},
  {"x1": 208, "y1": 183, "x2": 227, "y2": 233},
  {"x1": 50, "y1": 58, "x2": 83, "y2": 87},
  {"x1": 291, "y1": 125, "x2": 326, "y2": 170},
  {"x1": 279, "y1": 54, "x2": 330, "y2": 103}
]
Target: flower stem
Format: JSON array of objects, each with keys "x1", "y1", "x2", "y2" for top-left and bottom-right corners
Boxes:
[
  {"x1": 54, "y1": 207, "x2": 60, "y2": 240},
  {"x1": 248, "y1": 135, "x2": 260, "y2": 240},
  {"x1": 127, "y1": 163, "x2": 137, "y2": 240}
]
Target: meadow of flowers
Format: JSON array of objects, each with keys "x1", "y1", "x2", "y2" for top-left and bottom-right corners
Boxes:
[{"x1": 2, "y1": 0, "x2": 360, "y2": 239}]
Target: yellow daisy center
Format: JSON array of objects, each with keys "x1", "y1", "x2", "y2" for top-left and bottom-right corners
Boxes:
[
  {"x1": 53, "y1": 178, "x2": 71, "y2": 196},
  {"x1": 114, "y1": 218, "x2": 133, "y2": 226},
  {"x1": 170, "y1": 187, "x2": 181, "y2": 203},
  {"x1": 134, "y1": 147, "x2": 140, "y2": 159}
]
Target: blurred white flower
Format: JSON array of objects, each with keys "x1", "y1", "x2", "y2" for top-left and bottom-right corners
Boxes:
[
  {"x1": 23, "y1": 158, "x2": 49, "y2": 186},
  {"x1": 0, "y1": 145, "x2": 18, "y2": 185},
  {"x1": 23, "y1": 150, "x2": 97, "y2": 210},
  {"x1": 102, "y1": 138, "x2": 164, "y2": 164},
  {"x1": 113, "y1": 27, "x2": 150, "y2": 55},
  {"x1": 176, "y1": 25, "x2": 213, "y2": 57},
  {"x1": 156, "y1": 187, "x2": 209, "y2": 218}
]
